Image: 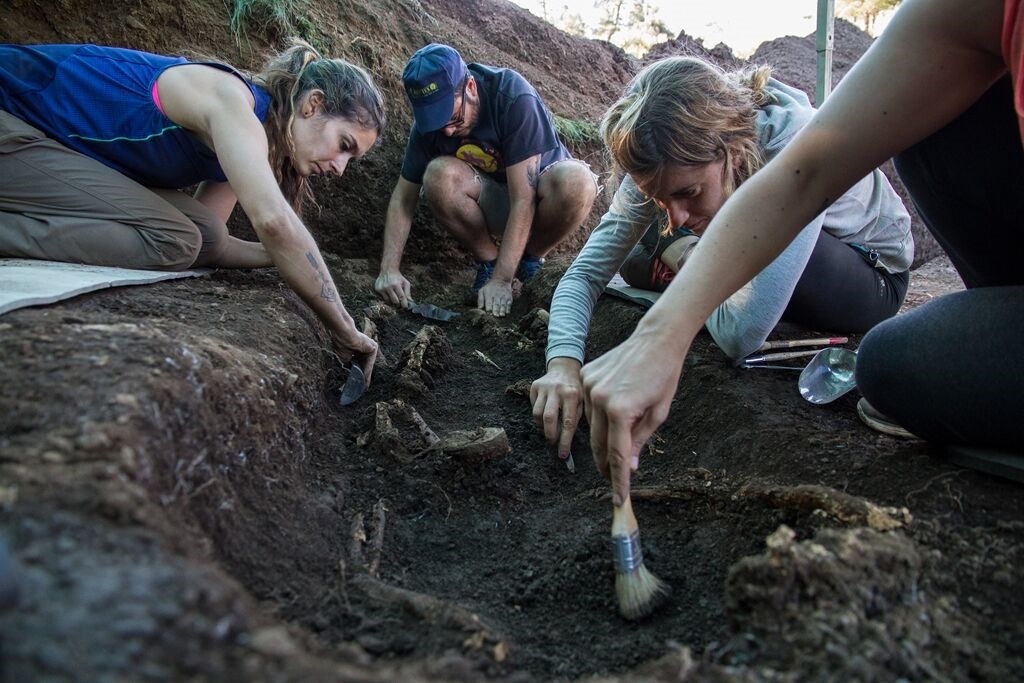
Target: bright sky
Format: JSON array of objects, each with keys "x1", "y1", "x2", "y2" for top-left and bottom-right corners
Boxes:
[{"x1": 510, "y1": 0, "x2": 821, "y2": 57}]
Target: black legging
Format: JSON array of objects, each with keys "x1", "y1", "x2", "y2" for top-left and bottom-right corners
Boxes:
[
  {"x1": 782, "y1": 229, "x2": 908, "y2": 333},
  {"x1": 621, "y1": 226, "x2": 908, "y2": 333},
  {"x1": 857, "y1": 77, "x2": 1024, "y2": 450}
]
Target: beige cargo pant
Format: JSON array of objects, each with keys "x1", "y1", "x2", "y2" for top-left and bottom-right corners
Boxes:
[{"x1": 0, "y1": 110, "x2": 229, "y2": 270}]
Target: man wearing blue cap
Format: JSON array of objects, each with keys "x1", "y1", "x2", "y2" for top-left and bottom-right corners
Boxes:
[{"x1": 374, "y1": 43, "x2": 598, "y2": 317}]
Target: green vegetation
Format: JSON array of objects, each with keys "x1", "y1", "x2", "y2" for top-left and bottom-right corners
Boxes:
[
  {"x1": 228, "y1": 0, "x2": 312, "y2": 47},
  {"x1": 229, "y1": 0, "x2": 291, "y2": 42},
  {"x1": 227, "y1": 0, "x2": 326, "y2": 53},
  {"x1": 553, "y1": 115, "x2": 600, "y2": 147}
]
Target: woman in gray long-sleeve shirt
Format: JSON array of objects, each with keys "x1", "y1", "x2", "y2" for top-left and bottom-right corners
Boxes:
[{"x1": 531, "y1": 56, "x2": 913, "y2": 458}]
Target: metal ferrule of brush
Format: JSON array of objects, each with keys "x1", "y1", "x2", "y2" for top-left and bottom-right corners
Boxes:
[{"x1": 611, "y1": 531, "x2": 644, "y2": 573}]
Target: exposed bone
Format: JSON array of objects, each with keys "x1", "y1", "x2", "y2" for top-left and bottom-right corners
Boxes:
[
  {"x1": 396, "y1": 325, "x2": 453, "y2": 395},
  {"x1": 357, "y1": 400, "x2": 439, "y2": 463},
  {"x1": 362, "y1": 300, "x2": 396, "y2": 322},
  {"x1": 349, "y1": 513, "x2": 367, "y2": 569},
  {"x1": 504, "y1": 379, "x2": 533, "y2": 398},
  {"x1": 745, "y1": 483, "x2": 912, "y2": 531},
  {"x1": 462, "y1": 308, "x2": 533, "y2": 347},
  {"x1": 439, "y1": 427, "x2": 510, "y2": 465},
  {"x1": 367, "y1": 499, "x2": 387, "y2": 578},
  {"x1": 472, "y1": 350, "x2": 502, "y2": 370},
  {"x1": 361, "y1": 317, "x2": 378, "y2": 342},
  {"x1": 517, "y1": 307, "x2": 549, "y2": 343}
]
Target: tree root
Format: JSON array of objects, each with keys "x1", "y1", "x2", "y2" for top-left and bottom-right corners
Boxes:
[
  {"x1": 581, "y1": 469, "x2": 720, "y2": 503},
  {"x1": 350, "y1": 574, "x2": 496, "y2": 636}
]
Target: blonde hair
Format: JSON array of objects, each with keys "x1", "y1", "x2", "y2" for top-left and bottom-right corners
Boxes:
[
  {"x1": 255, "y1": 39, "x2": 386, "y2": 213},
  {"x1": 601, "y1": 56, "x2": 772, "y2": 233}
]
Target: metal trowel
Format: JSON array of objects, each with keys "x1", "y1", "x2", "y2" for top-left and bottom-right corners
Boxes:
[
  {"x1": 409, "y1": 301, "x2": 459, "y2": 322},
  {"x1": 339, "y1": 363, "x2": 366, "y2": 406}
]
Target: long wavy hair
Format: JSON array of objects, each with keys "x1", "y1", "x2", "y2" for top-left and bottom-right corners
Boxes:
[
  {"x1": 255, "y1": 39, "x2": 386, "y2": 214},
  {"x1": 600, "y1": 56, "x2": 772, "y2": 233}
]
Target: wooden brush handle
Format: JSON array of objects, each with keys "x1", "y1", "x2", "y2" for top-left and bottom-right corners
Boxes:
[
  {"x1": 611, "y1": 496, "x2": 637, "y2": 537},
  {"x1": 757, "y1": 336, "x2": 848, "y2": 351}
]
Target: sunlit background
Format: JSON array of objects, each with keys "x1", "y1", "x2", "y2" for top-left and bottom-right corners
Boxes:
[{"x1": 508, "y1": 0, "x2": 897, "y2": 57}]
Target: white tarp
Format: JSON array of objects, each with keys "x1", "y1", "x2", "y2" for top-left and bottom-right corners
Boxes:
[{"x1": 0, "y1": 259, "x2": 209, "y2": 315}]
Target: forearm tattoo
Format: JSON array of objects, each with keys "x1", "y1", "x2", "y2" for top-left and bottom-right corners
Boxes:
[
  {"x1": 305, "y1": 251, "x2": 338, "y2": 303},
  {"x1": 527, "y1": 159, "x2": 539, "y2": 190}
]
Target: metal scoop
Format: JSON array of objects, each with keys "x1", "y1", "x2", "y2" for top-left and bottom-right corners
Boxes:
[{"x1": 798, "y1": 347, "x2": 858, "y2": 404}]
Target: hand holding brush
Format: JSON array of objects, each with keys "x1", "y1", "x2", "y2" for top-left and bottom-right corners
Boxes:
[
  {"x1": 579, "y1": 343, "x2": 678, "y2": 619},
  {"x1": 602, "y1": 424, "x2": 670, "y2": 620}
]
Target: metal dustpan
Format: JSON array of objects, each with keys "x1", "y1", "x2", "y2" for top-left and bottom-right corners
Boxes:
[
  {"x1": 409, "y1": 301, "x2": 459, "y2": 322},
  {"x1": 339, "y1": 363, "x2": 366, "y2": 406}
]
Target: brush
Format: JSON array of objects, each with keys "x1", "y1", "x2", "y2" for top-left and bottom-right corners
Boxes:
[
  {"x1": 612, "y1": 496, "x2": 670, "y2": 620},
  {"x1": 756, "y1": 336, "x2": 848, "y2": 352}
]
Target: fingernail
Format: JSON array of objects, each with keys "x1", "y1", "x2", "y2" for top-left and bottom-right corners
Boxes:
[
  {"x1": 558, "y1": 450, "x2": 569, "y2": 460},
  {"x1": 631, "y1": 454, "x2": 639, "y2": 471}
]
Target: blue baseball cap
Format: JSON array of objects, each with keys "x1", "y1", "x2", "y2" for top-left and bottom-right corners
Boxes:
[{"x1": 402, "y1": 43, "x2": 467, "y2": 133}]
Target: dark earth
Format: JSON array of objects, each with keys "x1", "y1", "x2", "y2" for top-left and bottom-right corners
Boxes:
[{"x1": 2, "y1": 1, "x2": 1022, "y2": 681}]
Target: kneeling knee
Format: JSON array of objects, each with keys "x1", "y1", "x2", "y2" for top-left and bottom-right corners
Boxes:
[
  {"x1": 422, "y1": 158, "x2": 469, "y2": 207},
  {"x1": 543, "y1": 163, "x2": 597, "y2": 209},
  {"x1": 855, "y1": 319, "x2": 904, "y2": 408},
  {"x1": 157, "y1": 227, "x2": 203, "y2": 271}
]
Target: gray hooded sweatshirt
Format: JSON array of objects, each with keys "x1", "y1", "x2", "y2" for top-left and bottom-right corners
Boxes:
[{"x1": 546, "y1": 79, "x2": 913, "y2": 364}]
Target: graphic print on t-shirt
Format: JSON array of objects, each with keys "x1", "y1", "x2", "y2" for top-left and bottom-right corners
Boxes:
[{"x1": 456, "y1": 140, "x2": 501, "y2": 174}]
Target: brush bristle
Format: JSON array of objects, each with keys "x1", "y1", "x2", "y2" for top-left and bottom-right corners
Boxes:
[{"x1": 616, "y1": 564, "x2": 671, "y2": 620}]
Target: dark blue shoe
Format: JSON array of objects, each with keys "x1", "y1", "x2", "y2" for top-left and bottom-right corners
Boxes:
[
  {"x1": 472, "y1": 259, "x2": 496, "y2": 293},
  {"x1": 516, "y1": 254, "x2": 544, "y2": 282}
]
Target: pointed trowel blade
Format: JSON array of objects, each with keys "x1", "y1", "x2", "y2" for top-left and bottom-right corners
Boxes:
[
  {"x1": 409, "y1": 302, "x2": 459, "y2": 322},
  {"x1": 339, "y1": 364, "x2": 366, "y2": 406}
]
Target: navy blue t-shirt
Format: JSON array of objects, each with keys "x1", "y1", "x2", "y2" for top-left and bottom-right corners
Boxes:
[
  {"x1": 400, "y1": 63, "x2": 570, "y2": 185},
  {"x1": 0, "y1": 44, "x2": 270, "y2": 189}
]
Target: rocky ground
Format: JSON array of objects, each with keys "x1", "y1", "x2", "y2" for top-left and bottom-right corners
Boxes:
[{"x1": 1, "y1": 0, "x2": 1020, "y2": 680}]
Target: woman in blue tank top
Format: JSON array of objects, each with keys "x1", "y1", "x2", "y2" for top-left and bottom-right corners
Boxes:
[{"x1": 0, "y1": 40, "x2": 386, "y2": 380}]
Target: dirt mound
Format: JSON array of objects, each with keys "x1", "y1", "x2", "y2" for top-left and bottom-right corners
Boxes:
[
  {"x1": 749, "y1": 18, "x2": 874, "y2": 99},
  {"x1": 645, "y1": 30, "x2": 742, "y2": 71}
]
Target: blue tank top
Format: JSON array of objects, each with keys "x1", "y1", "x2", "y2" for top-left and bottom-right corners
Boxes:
[{"x1": 0, "y1": 44, "x2": 271, "y2": 188}]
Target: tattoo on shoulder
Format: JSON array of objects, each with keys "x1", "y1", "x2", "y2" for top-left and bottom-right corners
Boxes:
[
  {"x1": 527, "y1": 160, "x2": 539, "y2": 190},
  {"x1": 305, "y1": 251, "x2": 338, "y2": 303}
]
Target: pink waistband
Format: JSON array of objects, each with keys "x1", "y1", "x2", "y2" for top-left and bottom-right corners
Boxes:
[{"x1": 151, "y1": 80, "x2": 165, "y2": 115}]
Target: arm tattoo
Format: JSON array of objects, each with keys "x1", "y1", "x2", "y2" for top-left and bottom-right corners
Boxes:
[
  {"x1": 526, "y1": 159, "x2": 539, "y2": 191},
  {"x1": 305, "y1": 251, "x2": 338, "y2": 303}
]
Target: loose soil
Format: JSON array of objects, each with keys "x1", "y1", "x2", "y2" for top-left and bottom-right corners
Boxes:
[{"x1": 1, "y1": 0, "x2": 1021, "y2": 681}]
